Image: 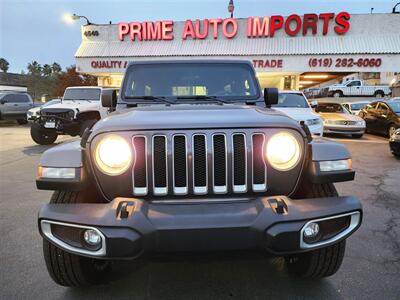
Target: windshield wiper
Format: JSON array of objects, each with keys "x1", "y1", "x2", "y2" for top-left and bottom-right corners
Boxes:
[
  {"x1": 124, "y1": 95, "x2": 175, "y2": 104},
  {"x1": 176, "y1": 95, "x2": 229, "y2": 105}
]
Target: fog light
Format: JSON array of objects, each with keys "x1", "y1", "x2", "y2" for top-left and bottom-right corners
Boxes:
[
  {"x1": 83, "y1": 229, "x2": 102, "y2": 246},
  {"x1": 303, "y1": 222, "x2": 320, "y2": 238}
]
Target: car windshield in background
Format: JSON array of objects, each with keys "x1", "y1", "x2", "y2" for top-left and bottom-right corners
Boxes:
[
  {"x1": 63, "y1": 89, "x2": 101, "y2": 101},
  {"x1": 317, "y1": 103, "x2": 345, "y2": 113},
  {"x1": 123, "y1": 63, "x2": 259, "y2": 101},
  {"x1": 388, "y1": 101, "x2": 400, "y2": 113},
  {"x1": 43, "y1": 99, "x2": 61, "y2": 107},
  {"x1": 273, "y1": 93, "x2": 308, "y2": 108},
  {"x1": 351, "y1": 103, "x2": 368, "y2": 110}
]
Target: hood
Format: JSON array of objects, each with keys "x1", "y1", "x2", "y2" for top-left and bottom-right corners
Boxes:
[
  {"x1": 272, "y1": 107, "x2": 320, "y2": 122},
  {"x1": 320, "y1": 113, "x2": 363, "y2": 121},
  {"x1": 41, "y1": 100, "x2": 100, "y2": 112},
  {"x1": 90, "y1": 104, "x2": 301, "y2": 135}
]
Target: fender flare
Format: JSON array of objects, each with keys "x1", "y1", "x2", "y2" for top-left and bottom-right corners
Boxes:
[{"x1": 76, "y1": 110, "x2": 101, "y2": 122}]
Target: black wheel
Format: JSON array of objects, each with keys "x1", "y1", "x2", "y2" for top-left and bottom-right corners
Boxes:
[
  {"x1": 17, "y1": 119, "x2": 28, "y2": 125},
  {"x1": 374, "y1": 91, "x2": 384, "y2": 98},
  {"x1": 43, "y1": 191, "x2": 111, "y2": 287},
  {"x1": 30, "y1": 123, "x2": 57, "y2": 145},
  {"x1": 79, "y1": 119, "x2": 97, "y2": 136},
  {"x1": 388, "y1": 124, "x2": 396, "y2": 138},
  {"x1": 352, "y1": 134, "x2": 363, "y2": 138},
  {"x1": 287, "y1": 182, "x2": 346, "y2": 278},
  {"x1": 333, "y1": 91, "x2": 342, "y2": 98}
]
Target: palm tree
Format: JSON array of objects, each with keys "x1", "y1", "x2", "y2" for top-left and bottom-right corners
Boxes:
[
  {"x1": 51, "y1": 62, "x2": 62, "y2": 74},
  {"x1": 0, "y1": 58, "x2": 9, "y2": 72},
  {"x1": 27, "y1": 61, "x2": 42, "y2": 76},
  {"x1": 42, "y1": 64, "x2": 52, "y2": 76}
]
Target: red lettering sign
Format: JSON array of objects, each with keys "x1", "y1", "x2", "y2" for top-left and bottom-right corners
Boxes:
[{"x1": 118, "y1": 12, "x2": 350, "y2": 41}]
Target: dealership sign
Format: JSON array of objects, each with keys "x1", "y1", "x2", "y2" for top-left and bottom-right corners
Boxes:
[{"x1": 118, "y1": 12, "x2": 350, "y2": 41}]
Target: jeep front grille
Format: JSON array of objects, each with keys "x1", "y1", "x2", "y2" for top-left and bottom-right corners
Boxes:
[
  {"x1": 40, "y1": 109, "x2": 74, "y2": 121},
  {"x1": 131, "y1": 131, "x2": 268, "y2": 197}
]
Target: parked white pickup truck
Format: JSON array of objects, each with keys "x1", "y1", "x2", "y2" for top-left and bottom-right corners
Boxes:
[{"x1": 326, "y1": 80, "x2": 391, "y2": 98}]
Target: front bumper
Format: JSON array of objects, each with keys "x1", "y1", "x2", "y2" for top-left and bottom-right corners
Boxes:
[
  {"x1": 39, "y1": 196, "x2": 362, "y2": 259},
  {"x1": 323, "y1": 125, "x2": 365, "y2": 135}
]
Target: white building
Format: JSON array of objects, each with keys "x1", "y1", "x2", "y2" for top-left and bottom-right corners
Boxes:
[{"x1": 74, "y1": 12, "x2": 400, "y2": 90}]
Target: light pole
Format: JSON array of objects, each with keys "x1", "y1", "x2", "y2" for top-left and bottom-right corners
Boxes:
[
  {"x1": 71, "y1": 14, "x2": 93, "y2": 25},
  {"x1": 393, "y1": 2, "x2": 400, "y2": 13},
  {"x1": 228, "y1": 0, "x2": 235, "y2": 18}
]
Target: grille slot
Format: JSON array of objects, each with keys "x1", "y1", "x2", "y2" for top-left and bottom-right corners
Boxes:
[
  {"x1": 232, "y1": 134, "x2": 247, "y2": 193},
  {"x1": 131, "y1": 131, "x2": 268, "y2": 197},
  {"x1": 152, "y1": 136, "x2": 168, "y2": 195},
  {"x1": 132, "y1": 136, "x2": 147, "y2": 195},
  {"x1": 173, "y1": 135, "x2": 188, "y2": 195},
  {"x1": 193, "y1": 134, "x2": 208, "y2": 194},
  {"x1": 252, "y1": 134, "x2": 267, "y2": 192},
  {"x1": 212, "y1": 134, "x2": 227, "y2": 194}
]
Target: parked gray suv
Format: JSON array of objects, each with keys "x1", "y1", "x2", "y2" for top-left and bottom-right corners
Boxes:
[
  {"x1": 37, "y1": 60, "x2": 362, "y2": 287},
  {"x1": 0, "y1": 91, "x2": 33, "y2": 124}
]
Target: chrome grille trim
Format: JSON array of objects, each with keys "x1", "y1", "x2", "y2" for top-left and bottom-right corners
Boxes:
[
  {"x1": 132, "y1": 136, "x2": 148, "y2": 196},
  {"x1": 172, "y1": 134, "x2": 188, "y2": 195},
  {"x1": 251, "y1": 133, "x2": 267, "y2": 192},
  {"x1": 232, "y1": 133, "x2": 247, "y2": 193},
  {"x1": 212, "y1": 133, "x2": 228, "y2": 194},
  {"x1": 152, "y1": 135, "x2": 168, "y2": 196},
  {"x1": 131, "y1": 130, "x2": 269, "y2": 197},
  {"x1": 192, "y1": 134, "x2": 208, "y2": 195}
]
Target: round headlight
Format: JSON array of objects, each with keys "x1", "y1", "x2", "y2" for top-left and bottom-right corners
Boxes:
[
  {"x1": 266, "y1": 132, "x2": 301, "y2": 171},
  {"x1": 94, "y1": 135, "x2": 132, "y2": 175}
]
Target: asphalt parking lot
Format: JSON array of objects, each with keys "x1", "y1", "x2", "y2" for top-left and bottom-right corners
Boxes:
[{"x1": 0, "y1": 122, "x2": 399, "y2": 300}]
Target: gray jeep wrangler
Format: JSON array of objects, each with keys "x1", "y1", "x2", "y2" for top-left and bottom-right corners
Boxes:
[{"x1": 37, "y1": 60, "x2": 362, "y2": 287}]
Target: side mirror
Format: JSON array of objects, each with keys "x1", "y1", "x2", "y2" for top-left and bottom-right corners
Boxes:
[
  {"x1": 263, "y1": 88, "x2": 279, "y2": 107},
  {"x1": 101, "y1": 89, "x2": 117, "y2": 110},
  {"x1": 310, "y1": 100, "x2": 318, "y2": 108}
]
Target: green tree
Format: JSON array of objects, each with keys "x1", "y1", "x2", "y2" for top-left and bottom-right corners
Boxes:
[
  {"x1": 51, "y1": 62, "x2": 62, "y2": 74},
  {"x1": 27, "y1": 61, "x2": 42, "y2": 76},
  {"x1": 0, "y1": 58, "x2": 9, "y2": 72},
  {"x1": 42, "y1": 64, "x2": 52, "y2": 76}
]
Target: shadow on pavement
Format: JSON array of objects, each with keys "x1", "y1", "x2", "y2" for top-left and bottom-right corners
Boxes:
[{"x1": 62, "y1": 254, "x2": 338, "y2": 300}]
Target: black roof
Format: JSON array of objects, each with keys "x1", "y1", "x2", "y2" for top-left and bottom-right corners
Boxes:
[{"x1": 126, "y1": 59, "x2": 254, "y2": 68}]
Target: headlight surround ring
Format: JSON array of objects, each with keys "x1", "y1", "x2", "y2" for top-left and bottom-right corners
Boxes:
[
  {"x1": 266, "y1": 131, "x2": 301, "y2": 171},
  {"x1": 94, "y1": 134, "x2": 133, "y2": 176}
]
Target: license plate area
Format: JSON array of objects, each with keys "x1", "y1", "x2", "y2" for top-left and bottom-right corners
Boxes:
[{"x1": 44, "y1": 122, "x2": 56, "y2": 129}]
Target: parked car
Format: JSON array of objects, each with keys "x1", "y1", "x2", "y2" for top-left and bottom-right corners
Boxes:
[
  {"x1": 0, "y1": 91, "x2": 33, "y2": 124},
  {"x1": 359, "y1": 100, "x2": 400, "y2": 137},
  {"x1": 273, "y1": 91, "x2": 323, "y2": 136},
  {"x1": 315, "y1": 101, "x2": 366, "y2": 138},
  {"x1": 27, "y1": 99, "x2": 61, "y2": 121},
  {"x1": 36, "y1": 60, "x2": 362, "y2": 287},
  {"x1": 324, "y1": 79, "x2": 391, "y2": 98},
  {"x1": 342, "y1": 100, "x2": 371, "y2": 115},
  {"x1": 30, "y1": 87, "x2": 114, "y2": 145},
  {"x1": 389, "y1": 128, "x2": 400, "y2": 157}
]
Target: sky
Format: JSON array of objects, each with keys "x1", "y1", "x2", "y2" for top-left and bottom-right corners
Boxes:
[{"x1": 0, "y1": 0, "x2": 397, "y2": 73}]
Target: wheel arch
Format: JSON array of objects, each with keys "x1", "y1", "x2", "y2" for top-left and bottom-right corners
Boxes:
[{"x1": 76, "y1": 110, "x2": 101, "y2": 122}]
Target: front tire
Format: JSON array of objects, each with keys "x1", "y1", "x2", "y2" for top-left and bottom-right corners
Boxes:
[
  {"x1": 30, "y1": 123, "x2": 58, "y2": 145},
  {"x1": 288, "y1": 182, "x2": 346, "y2": 278},
  {"x1": 333, "y1": 91, "x2": 343, "y2": 98},
  {"x1": 43, "y1": 191, "x2": 111, "y2": 287}
]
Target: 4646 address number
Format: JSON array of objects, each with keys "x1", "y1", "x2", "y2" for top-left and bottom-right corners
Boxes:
[{"x1": 308, "y1": 58, "x2": 382, "y2": 68}]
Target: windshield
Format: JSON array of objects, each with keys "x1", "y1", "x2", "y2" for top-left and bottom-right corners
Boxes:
[
  {"x1": 351, "y1": 102, "x2": 368, "y2": 110},
  {"x1": 388, "y1": 101, "x2": 400, "y2": 113},
  {"x1": 63, "y1": 88, "x2": 101, "y2": 101},
  {"x1": 273, "y1": 93, "x2": 309, "y2": 108},
  {"x1": 122, "y1": 63, "x2": 259, "y2": 101},
  {"x1": 317, "y1": 103, "x2": 346, "y2": 113}
]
